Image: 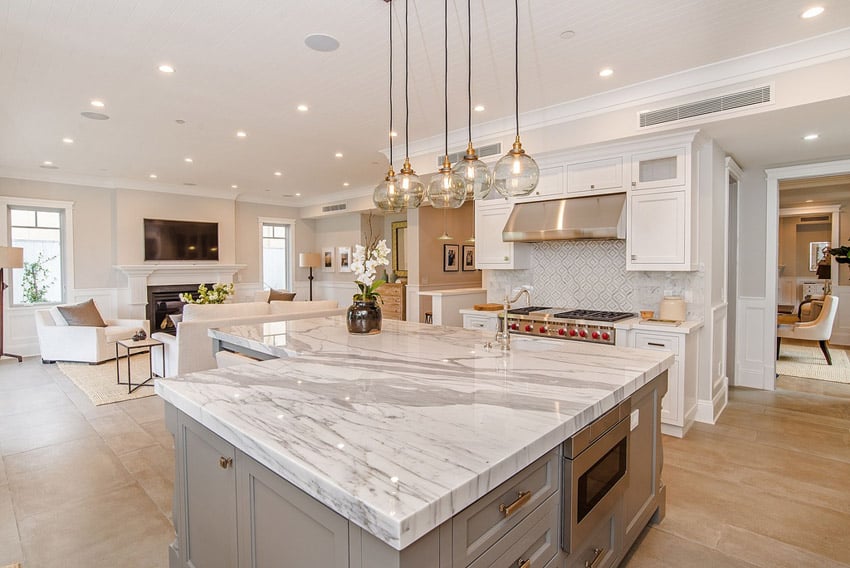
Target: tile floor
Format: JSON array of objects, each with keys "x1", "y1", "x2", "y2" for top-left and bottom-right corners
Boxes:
[{"x1": 1, "y1": 355, "x2": 849, "y2": 567}]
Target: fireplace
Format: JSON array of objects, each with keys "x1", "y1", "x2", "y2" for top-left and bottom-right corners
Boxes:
[{"x1": 147, "y1": 284, "x2": 210, "y2": 335}]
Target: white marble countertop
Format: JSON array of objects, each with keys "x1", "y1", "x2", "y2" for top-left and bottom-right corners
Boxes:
[
  {"x1": 155, "y1": 316, "x2": 672, "y2": 551},
  {"x1": 417, "y1": 287, "x2": 488, "y2": 296}
]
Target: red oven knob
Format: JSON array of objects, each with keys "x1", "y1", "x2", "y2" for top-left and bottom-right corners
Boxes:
[
  {"x1": 539, "y1": 326, "x2": 547, "y2": 334},
  {"x1": 568, "y1": 329, "x2": 577, "y2": 337},
  {"x1": 510, "y1": 323, "x2": 519, "y2": 331},
  {"x1": 591, "y1": 331, "x2": 600, "y2": 339},
  {"x1": 558, "y1": 328, "x2": 566, "y2": 336},
  {"x1": 579, "y1": 329, "x2": 587, "y2": 338},
  {"x1": 525, "y1": 324, "x2": 533, "y2": 332},
  {"x1": 601, "y1": 332, "x2": 610, "y2": 340}
]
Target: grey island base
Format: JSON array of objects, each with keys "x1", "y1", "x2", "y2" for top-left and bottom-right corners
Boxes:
[{"x1": 156, "y1": 317, "x2": 672, "y2": 568}]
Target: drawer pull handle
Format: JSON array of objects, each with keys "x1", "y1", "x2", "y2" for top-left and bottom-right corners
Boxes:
[
  {"x1": 647, "y1": 342, "x2": 666, "y2": 347},
  {"x1": 219, "y1": 456, "x2": 233, "y2": 469},
  {"x1": 586, "y1": 548, "x2": 605, "y2": 568},
  {"x1": 517, "y1": 559, "x2": 531, "y2": 568},
  {"x1": 499, "y1": 490, "x2": 532, "y2": 517}
]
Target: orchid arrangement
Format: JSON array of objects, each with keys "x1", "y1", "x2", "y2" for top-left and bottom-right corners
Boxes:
[
  {"x1": 351, "y1": 238, "x2": 391, "y2": 302},
  {"x1": 180, "y1": 282, "x2": 235, "y2": 304}
]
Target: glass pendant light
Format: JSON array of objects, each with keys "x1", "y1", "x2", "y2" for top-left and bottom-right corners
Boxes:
[
  {"x1": 454, "y1": 0, "x2": 492, "y2": 201},
  {"x1": 427, "y1": 0, "x2": 466, "y2": 210},
  {"x1": 373, "y1": 0, "x2": 402, "y2": 212},
  {"x1": 392, "y1": 0, "x2": 424, "y2": 210},
  {"x1": 493, "y1": 0, "x2": 539, "y2": 198}
]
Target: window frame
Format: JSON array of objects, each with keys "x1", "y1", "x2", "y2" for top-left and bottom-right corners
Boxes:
[
  {"x1": 258, "y1": 217, "x2": 295, "y2": 292},
  {"x1": 1, "y1": 197, "x2": 75, "y2": 309}
]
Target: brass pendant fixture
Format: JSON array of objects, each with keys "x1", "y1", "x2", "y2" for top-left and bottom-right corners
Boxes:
[
  {"x1": 373, "y1": 0, "x2": 402, "y2": 212},
  {"x1": 454, "y1": 0, "x2": 492, "y2": 201},
  {"x1": 493, "y1": 0, "x2": 539, "y2": 198}
]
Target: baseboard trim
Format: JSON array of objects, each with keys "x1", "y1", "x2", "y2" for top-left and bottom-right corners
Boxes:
[{"x1": 695, "y1": 377, "x2": 728, "y2": 424}]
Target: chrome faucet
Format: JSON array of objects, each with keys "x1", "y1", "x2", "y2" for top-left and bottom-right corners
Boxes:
[{"x1": 495, "y1": 287, "x2": 531, "y2": 351}]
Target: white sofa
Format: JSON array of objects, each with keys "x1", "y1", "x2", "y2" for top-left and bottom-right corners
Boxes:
[
  {"x1": 35, "y1": 307, "x2": 150, "y2": 364},
  {"x1": 151, "y1": 300, "x2": 343, "y2": 377}
]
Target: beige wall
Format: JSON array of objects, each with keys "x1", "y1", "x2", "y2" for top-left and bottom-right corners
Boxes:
[{"x1": 234, "y1": 201, "x2": 306, "y2": 285}]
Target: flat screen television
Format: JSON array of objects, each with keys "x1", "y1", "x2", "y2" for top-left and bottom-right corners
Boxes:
[{"x1": 144, "y1": 219, "x2": 219, "y2": 261}]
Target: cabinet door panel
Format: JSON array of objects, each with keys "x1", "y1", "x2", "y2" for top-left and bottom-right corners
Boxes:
[
  {"x1": 566, "y1": 156, "x2": 623, "y2": 194},
  {"x1": 515, "y1": 165, "x2": 565, "y2": 201},
  {"x1": 630, "y1": 147, "x2": 686, "y2": 190},
  {"x1": 628, "y1": 191, "x2": 686, "y2": 267},
  {"x1": 237, "y1": 453, "x2": 349, "y2": 568},
  {"x1": 180, "y1": 418, "x2": 237, "y2": 568}
]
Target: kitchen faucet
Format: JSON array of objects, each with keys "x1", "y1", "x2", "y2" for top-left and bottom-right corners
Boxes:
[{"x1": 495, "y1": 287, "x2": 531, "y2": 351}]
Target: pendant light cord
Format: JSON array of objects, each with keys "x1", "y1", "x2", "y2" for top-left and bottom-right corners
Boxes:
[
  {"x1": 514, "y1": 0, "x2": 519, "y2": 138},
  {"x1": 444, "y1": 0, "x2": 449, "y2": 157},
  {"x1": 467, "y1": 0, "x2": 472, "y2": 145},
  {"x1": 405, "y1": 0, "x2": 410, "y2": 159},
  {"x1": 388, "y1": 1, "x2": 394, "y2": 165}
]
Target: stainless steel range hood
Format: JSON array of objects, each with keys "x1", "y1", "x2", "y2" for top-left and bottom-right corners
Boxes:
[{"x1": 503, "y1": 193, "x2": 626, "y2": 242}]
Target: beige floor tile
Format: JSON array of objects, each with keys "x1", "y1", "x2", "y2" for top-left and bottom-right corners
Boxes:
[
  {"x1": 119, "y1": 443, "x2": 174, "y2": 482},
  {"x1": 62, "y1": 383, "x2": 126, "y2": 420},
  {"x1": 622, "y1": 526, "x2": 758, "y2": 567},
  {"x1": 0, "y1": 383, "x2": 71, "y2": 417},
  {"x1": 0, "y1": 485, "x2": 23, "y2": 567},
  {"x1": 5, "y1": 436, "x2": 134, "y2": 521},
  {"x1": 133, "y1": 465, "x2": 174, "y2": 523},
  {"x1": 139, "y1": 417, "x2": 175, "y2": 450},
  {"x1": 89, "y1": 411, "x2": 158, "y2": 456},
  {"x1": 0, "y1": 457, "x2": 6, "y2": 487},
  {"x1": 0, "y1": 365, "x2": 53, "y2": 392},
  {"x1": 18, "y1": 484, "x2": 172, "y2": 568},
  {"x1": 0, "y1": 404, "x2": 98, "y2": 457},
  {"x1": 119, "y1": 395, "x2": 165, "y2": 425}
]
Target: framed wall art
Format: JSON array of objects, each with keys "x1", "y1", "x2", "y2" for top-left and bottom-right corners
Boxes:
[
  {"x1": 337, "y1": 246, "x2": 351, "y2": 273},
  {"x1": 322, "y1": 247, "x2": 335, "y2": 272},
  {"x1": 462, "y1": 245, "x2": 475, "y2": 271},
  {"x1": 443, "y1": 244, "x2": 459, "y2": 272}
]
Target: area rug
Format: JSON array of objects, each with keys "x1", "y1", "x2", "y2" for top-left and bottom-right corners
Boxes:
[
  {"x1": 776, "y1": 340, "x2": 850, "y2": 384},
  {"x1": 57, "y1": 353, "x2": 158, "y2": 405}
]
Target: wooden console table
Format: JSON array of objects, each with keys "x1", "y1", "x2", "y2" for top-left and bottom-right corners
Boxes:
[{"x1": 377, "y1": 283, "x2": 405, "y2": 321}]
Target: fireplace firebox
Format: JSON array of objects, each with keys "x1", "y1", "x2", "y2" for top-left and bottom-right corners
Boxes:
[{"x1": 146, "y1": 284, "x2": 211, "y2": 335}]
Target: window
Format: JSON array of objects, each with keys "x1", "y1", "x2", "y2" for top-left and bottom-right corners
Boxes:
[
  {"x1": 261, "y1": 221, "x2": 292, "y2": 291},
  {"x1": 10, "y1": 206, "x2": 66, "y2": 305}
]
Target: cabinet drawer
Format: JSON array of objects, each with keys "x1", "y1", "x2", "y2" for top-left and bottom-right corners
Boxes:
[
  {"x1": 565, "y1": 506, "x2": 620, "y2": 568},
  {"x1": 453, "y1": 449, "x2": 560, "y2": 567},
  {"x1": 468, "y1": 492, "x2": 559, "y2": 568},
  {"x1": 632, "y1": 332, "x2": 678, "y2": 354},
  {"x1": 463, "y1": 314, "x2": 499, "y2": 331}
]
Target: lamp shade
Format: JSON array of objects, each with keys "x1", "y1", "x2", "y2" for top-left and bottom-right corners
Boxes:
[
  {"x1": 299, "y1": 252, "x2": 322, "y2": 268},
  {"x1": 0, "y1": 246, "x2": 24, "y2": 269}
]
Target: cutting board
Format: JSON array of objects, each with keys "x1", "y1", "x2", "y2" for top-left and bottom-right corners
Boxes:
[{"x1": 473, "y1": 303, "x2": 504, "y2": 311}]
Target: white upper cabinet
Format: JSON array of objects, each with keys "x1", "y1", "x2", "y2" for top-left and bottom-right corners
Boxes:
[
  {"x1": 627, "y1": 190, "x2": 688, "y2": 267},
  {"x1": 630, "y1": 146, "x2": 686, "y2": 190},
  {"x1": 514, "y1": 164, "x2": 565, "y2": 202},
  {"x1": 566, "y1": 156, "x2": 624, "y2": 195},
  {"x1": 475, "y1": 201, "x2": 531, "y2": 270}
]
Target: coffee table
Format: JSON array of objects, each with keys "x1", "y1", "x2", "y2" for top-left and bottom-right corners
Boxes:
[{"x1": 115, "y1": 337, "x2": 165, "y2": 394}]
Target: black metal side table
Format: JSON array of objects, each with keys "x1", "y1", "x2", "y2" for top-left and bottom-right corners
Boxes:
[{"x1": 115, "y1": 337, "x2": 165, "y2": 394}]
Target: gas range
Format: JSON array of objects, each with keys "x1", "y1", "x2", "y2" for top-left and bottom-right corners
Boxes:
[{"x1": 504, "y1": 306, "x2": 634, "y2": 344}]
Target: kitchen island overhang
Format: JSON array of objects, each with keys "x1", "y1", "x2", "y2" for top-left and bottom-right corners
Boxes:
[{"x1": 156, "y1": 316, "x2": 672, "y2": 554}]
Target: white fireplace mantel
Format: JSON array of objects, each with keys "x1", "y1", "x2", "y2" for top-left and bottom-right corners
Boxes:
[{"x1": 116, "y1": 264, "x2": 247, "y2": 304}]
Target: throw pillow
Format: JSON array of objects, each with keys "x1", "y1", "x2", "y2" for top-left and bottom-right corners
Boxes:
[
  {"x1": 267, "y1": 289, "x2": 296, "y2": 302},
  {"x1": 56, "y1": 299, "x2": 107, "y2": 327}
]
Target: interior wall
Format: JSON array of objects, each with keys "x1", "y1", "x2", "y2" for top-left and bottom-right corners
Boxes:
[
  {"x1": 738, "y1": 168, "x2": 769, "y2": 297},
  {"x1": 234, "y1": 201, "x2": 305, "y2": 285},
  {"x1": 417, "y1": 202, "x2": 479, "y2": 287},
  {"x1": 794, "y1": 222, "x2": 831, "y2": 276},
  {"x1": 313, "y1": 213, "x2": 362, "y2": 288}
]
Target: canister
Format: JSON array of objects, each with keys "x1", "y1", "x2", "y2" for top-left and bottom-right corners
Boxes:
[{"x1": 659, "y1": 296, "x2": 686, "y2": 321}]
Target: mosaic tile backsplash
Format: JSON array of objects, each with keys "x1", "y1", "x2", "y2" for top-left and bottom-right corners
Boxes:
[{"x1": 483, "y1": 240, "x2": 704, "y2": 320}]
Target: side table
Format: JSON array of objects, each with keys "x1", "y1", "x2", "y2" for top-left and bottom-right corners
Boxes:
[{"x1": 115, "y1": 337, "x2": 165, "y2": 394}]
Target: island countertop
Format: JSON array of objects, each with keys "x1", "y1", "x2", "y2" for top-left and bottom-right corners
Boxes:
[{"x1": 155, "y1": 316, "x2": 673, "y2": 551}]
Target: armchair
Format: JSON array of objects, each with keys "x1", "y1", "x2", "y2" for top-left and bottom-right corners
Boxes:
[
  {"x1": 35, "y1": 307, "x2": 149, "y2": 364},
  {"x1": 777, "y1": 295, "x2": 839, "y2": 365}
]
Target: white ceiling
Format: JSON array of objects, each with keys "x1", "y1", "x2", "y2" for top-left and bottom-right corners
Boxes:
[{"x1": 1, "y1": 0, "x2": 849, "y2": 206}]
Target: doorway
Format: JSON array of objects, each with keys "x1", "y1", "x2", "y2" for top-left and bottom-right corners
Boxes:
[{"x1": 726, "y1": 160, "x2": 741, "y2": 386}]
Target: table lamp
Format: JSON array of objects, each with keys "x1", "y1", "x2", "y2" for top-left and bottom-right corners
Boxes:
[
  {"x1": 0, "y1": 246, "x2": 24, "y2": 362},
  {"x1": 299, "y1": 252, "x2": 322, "y2": 301}
]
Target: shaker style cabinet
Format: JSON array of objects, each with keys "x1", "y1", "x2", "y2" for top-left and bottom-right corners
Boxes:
[
  {"x1": 629, "y1": 146, "x2": 686, "y2": 190},
  {"x1": 565, "y1": 156, "x2": 624, "y2": 195},
  {"x1": 474, "y1": 201, "x2": 531, "y2": 270},
  {"x1": 514, "y1": 164, "x2": 565, "y2": 202}
]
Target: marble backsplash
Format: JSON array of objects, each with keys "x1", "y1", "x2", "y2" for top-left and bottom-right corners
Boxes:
[{"x1": 483, "y1": 240, "x2": 704, "y2": 320}]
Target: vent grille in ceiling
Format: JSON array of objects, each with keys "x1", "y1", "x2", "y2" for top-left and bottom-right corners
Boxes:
[
  {"x1": 322, "y1": 203, "x2": 347, "y2": 213},
  {"x1": 639, "y1": 85, "x2": 772, "y2": 128},
  {"x1": 799, "y1": 215, "x2": 830, "y2": 223},
  {"x1": 439, "y1": 143, "x2": 502, "y2": 168}
]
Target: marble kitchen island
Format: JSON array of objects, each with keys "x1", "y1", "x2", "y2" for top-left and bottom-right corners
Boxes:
[{"x1": 156, "y1": 317, "x2": 673, "y2": 568}]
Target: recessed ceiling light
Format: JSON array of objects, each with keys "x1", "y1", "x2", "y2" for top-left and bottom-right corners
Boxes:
[
  {"x1": 304, "y1": 33, "x2": 340, "y2": 52},
  {"x1": 805, "y1": 199, "x2": 814, "y2": 203},
  {"x1": 803, "y1": 133, "x2": 819, "y2": 141},
  {"x1": 295, "y1": 193, "x2": 302, "y2": 197},
  {"x1": 62, "y1": 137, "x2": 74, "y2": 144},
  {"x1": 274, "y1": 171, "x2": 282, "y2": 176},
  {"x1": 90, "y1": 100, "x2": 105, "y2": 108},
  {"x1": 231, "y1": 184, "x2": 238, "y2": 189},
  {"x1": 40, "y1": 163, "x2": 59, "y2": 169},
  {"x1": 343, "y1": 182, "x2": 350, "y2": 187},
  {"x1": 43, "y1": 160, "x2": 53, "y2": 166},
  {"x1": 184, "y1": 157, "x2": 193, "y2": 163},
  {"x1": 297, "y1": 104, "x2": 309, "y2": 112},
  {"x1": 158, "y1": 64, "x2": 175, "y2": 73},
  {"x1": 801, "y1": 6, "x2": 824, "y2": 18},
  {"x1": 473, "y1": 105, "x2": 485, "y2": 112},
  {"x1": 599, "y1": 68, "x2": 614, "y2": 77},
  {"x1": 175, "y1": 119, "x2": 186, "y2": 125},
  {"x1": 81, "y1": 111, "x2": 109, "y2": 120},
  {"x1": 149, "y1": 173, "x2": 157, "y2": 179},
  {"x1": 560, "y1": 30, "x2": 576, "y2": 40},
  {"x1": 183, "y1": 182, "x2": 196, "y2": 186},
  {"x1": 389, "y1": 130, "x2": 398, "y2": 137},
  {"x1": 236, "y1": 130, "x2": 247, "y2": 138},
  {"x1": 335, "y1": 152, "x2": 343, "y2": 158}
]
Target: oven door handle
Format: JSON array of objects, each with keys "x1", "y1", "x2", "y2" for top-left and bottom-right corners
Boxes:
[{"x1": 585, "y1": 547, "x2": 605, "y2": 568}]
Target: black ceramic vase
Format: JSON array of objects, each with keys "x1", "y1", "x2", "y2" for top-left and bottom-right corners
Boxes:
[{"x1": 346, "y1": 300, "x2": 382, "y2": 334}]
